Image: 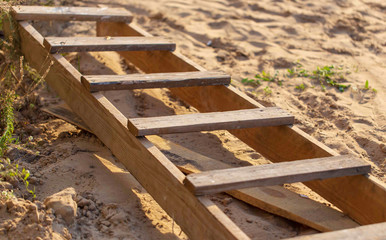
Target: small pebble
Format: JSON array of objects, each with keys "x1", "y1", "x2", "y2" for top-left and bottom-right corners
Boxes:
[{"x1": 221, "y1": 197, "x2": 233, "y2": 206}]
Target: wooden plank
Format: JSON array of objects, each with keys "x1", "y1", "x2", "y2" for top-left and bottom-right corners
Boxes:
[
  {"x1": 41, "y1": 104, "x2": 93, "y2": 133},
  {"x1": 41, "y1": 104, "x2": 360, "y2": 232},
  {"x1": 97, "y1": 21, "x2": 386, "y2": 225},
  {"x1": 10, "y1": 21, "x2": 249, "y2": 240},
  {"x1": 81, "y1": 71, "x2": 231, "y2": 91},
  {"x1": 185, "y1": 155, "x2": 371, "y2": 195},
  {"x1": 128, "y1": 107, "x2": 294, "y2": 136},
  {"x1": 287, "y1": 222, "x2": 386, "y2": 240},
  {"x1": 11, "y1": 5, "x2": 133, "y2": 22},
  {"x1": 43, "y1": 36, "x2": 176, "y2": 53}
]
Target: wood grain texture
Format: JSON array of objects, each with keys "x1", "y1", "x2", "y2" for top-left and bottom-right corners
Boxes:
[
  {"x1": 287, "y1": 222, "x2": 386, "y2": 240},
  {"x1": 11, "y1": 21, "x2": 249, "y2": 240},
  {"x1": 128, "y1": 107, "x2": 294, "y2": 136},
  {"x1": 96, "y1": 21, "x2": 386, "y2": 225},
  {"x1": 43, "y1": 36, "x2": 176, "y2": 53},
  {"x1": 11, "y1": 5, "x2": 133, "y2": 22},
  {"x1": 81, "y1": 71, "x2": 230, "y2": 91},
  {"x1": 185, "y1": 155, "x2": 371, "y2": 195},
  {"x1": 39, "y1": 105, "x2": 360, "y2": 232}
]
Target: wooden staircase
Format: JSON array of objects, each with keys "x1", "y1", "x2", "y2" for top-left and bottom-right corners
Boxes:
[{"x1": 8, "y1": 5, "x2": 385, "y2": 240}]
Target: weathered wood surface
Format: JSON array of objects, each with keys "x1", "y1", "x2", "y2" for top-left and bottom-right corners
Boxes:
[
  {"x1": 287, "y1": 222, "x2": 386, "y2": 240},
  {"x1": 12, "y1": 21, "x2": 249, "y2": 240},
  {"x1": 185, "y1": 155, "x2": 371, "y2": 195},
  {"x1": 81, "y1": 71, "x2": 230, "y2": 91},
  {"x1": 11, "y1": 5, "x2": 133, "y2": 22},
  {"x1": 97, "y1": 21, "x2": 386, "y2": 225},
  {"x1": 128, "y1": 107, "x2": 294, "y2": 136},
  {"x1": 43, "y1": 36, "x2": 176, "y2": 53},
  {"x1": 40, "y1": 104, "x2": 360, "y2": 232}
]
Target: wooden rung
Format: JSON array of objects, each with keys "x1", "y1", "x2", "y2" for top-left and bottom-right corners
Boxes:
[
  {"x1": 11, "y1": 6, "x2": 133, "y2": 22},
  {"x1": 81, "y1": 71, "x2": 231, "y2": 91},
  {"x1": 128, "y1": 107, "x2": 294, "y2": 136},
  {"x1": 184, "y1": 155, "x2": 371, "y2": 195},
  {"x1": 43, "y1": 36, "x2": 176, "y2": 53}
]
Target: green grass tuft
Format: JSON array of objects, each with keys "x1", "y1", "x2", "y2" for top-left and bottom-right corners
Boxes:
[{"x1": 0, "y1": 92, "x2": 16, "y2": 157}]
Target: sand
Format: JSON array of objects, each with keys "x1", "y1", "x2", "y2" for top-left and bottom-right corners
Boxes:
[{"x1": 1, "y1": 0, "x2": 385, "y2": 239}]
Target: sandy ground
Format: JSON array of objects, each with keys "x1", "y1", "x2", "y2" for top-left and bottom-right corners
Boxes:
[{"x1": 1, "y1": 0, "x2": 385, "y2": 239}]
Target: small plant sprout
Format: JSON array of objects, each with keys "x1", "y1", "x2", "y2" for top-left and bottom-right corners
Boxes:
[
  {"x1": 242, "y1": 70, "x2": 284, "y2": 89},
  {"x1": 363, "y1": 80, "x2": 377, "y2": 93},
  {"x1": 287, "y1": 68, "x2": 295, "y2": 76},
  {"x1": 241, "y1": 77, "x2": 260, "y2": 86},
  {"x1": 0, "y1": 158, "x2": 36, "y2": 199},
  {"x1": 311, "y1": 65, "x2": 350, "y2": 92},
  {"x1": 296, "y1": 83, "x2": 306, "y2": 91},
  {"x1": 255, "y1": 70, "x2": 282, "y2": 85},
  {"x1": 364, "y1": 80, "x2": 370, "y2": 90},
  {"x1": 263, "y1": 86, "x2": 272, "y2": 95}
]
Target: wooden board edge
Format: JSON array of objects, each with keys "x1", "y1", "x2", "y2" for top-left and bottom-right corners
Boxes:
[
  {"x1": 80, "y1": 75, "x2": 91, "y2": 91},
  {"x1": 127, "y1": 119, "x2": 140, "y2": 136},
  {"x1": 42, "y1": 38, "x2": 53, "y2": 53}
]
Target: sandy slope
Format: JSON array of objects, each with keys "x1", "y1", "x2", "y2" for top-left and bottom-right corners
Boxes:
[{"x1": 1, "y1": 0, "x2": 385, "y2": 239}]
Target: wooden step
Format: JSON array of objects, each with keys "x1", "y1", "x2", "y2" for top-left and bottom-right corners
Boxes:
[
  {"x1": 43, "y1": 36, "x2": 176, "y2": 53},
  {"x1": 81, "y1": 71, "x2": 231, "y2": 91},
  {"x1": 184, "y1": 155, "x2": 371, "y2": 195},
  {"x1": 128, "y1": 107, "x2": 294, "y2": 136},
  {"x1": 11, "y1": 5, "x2": 133, "y2": 22}
]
